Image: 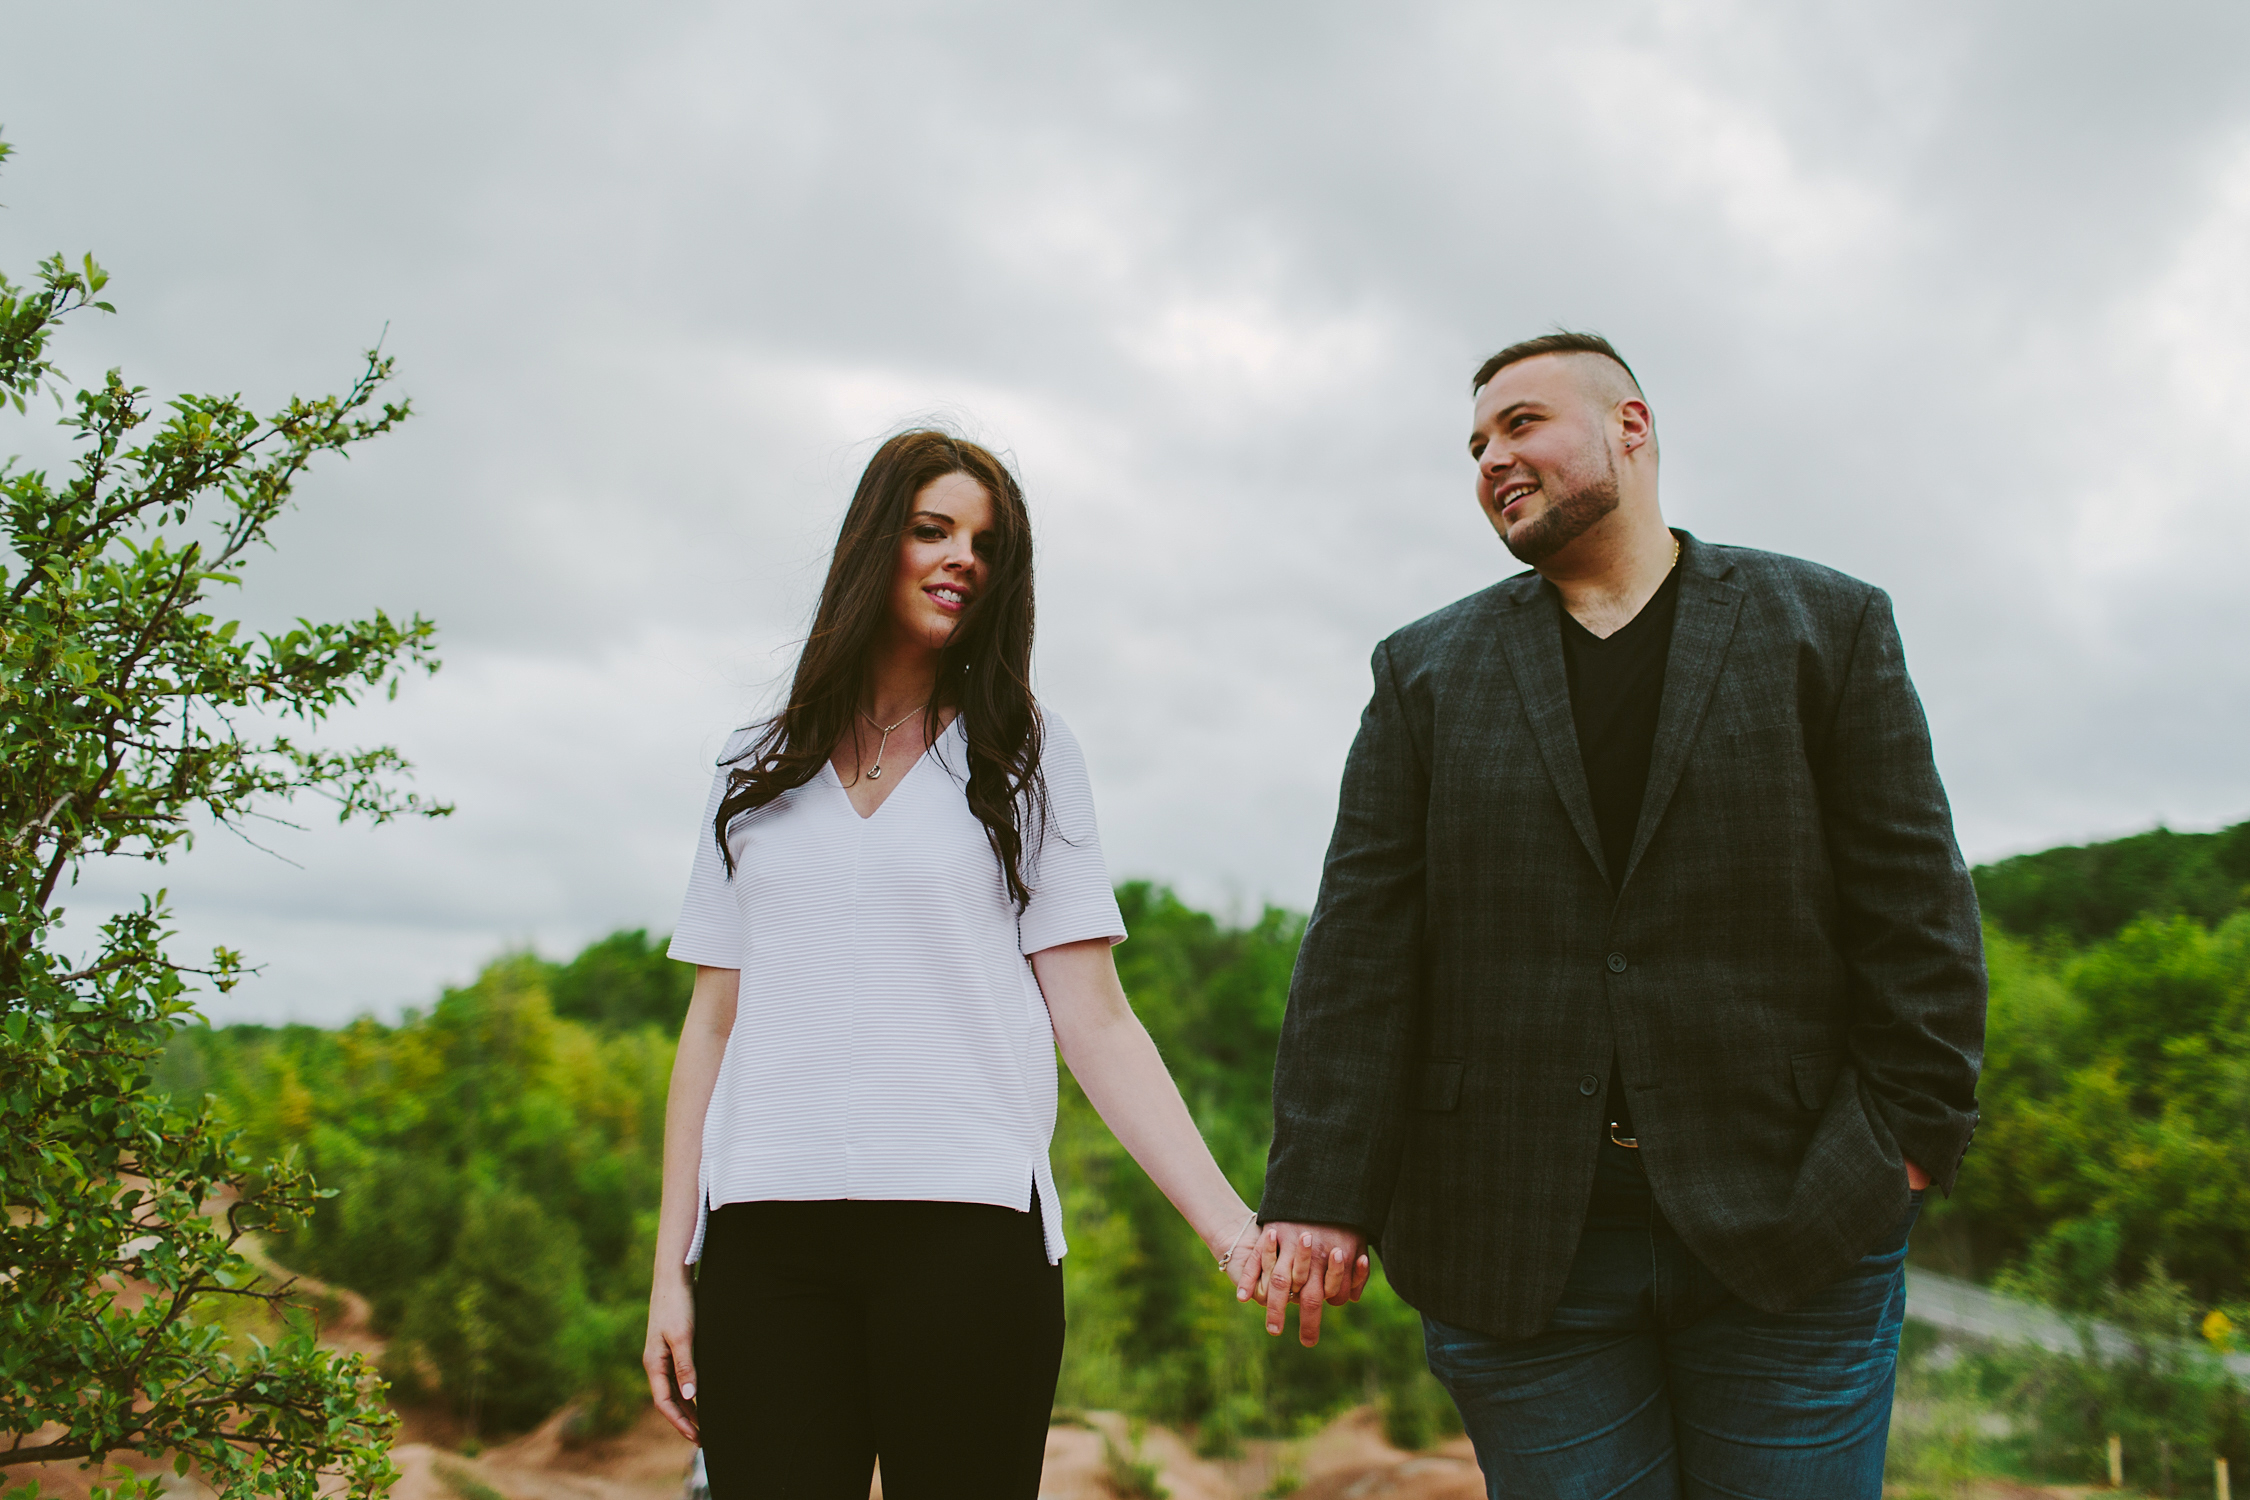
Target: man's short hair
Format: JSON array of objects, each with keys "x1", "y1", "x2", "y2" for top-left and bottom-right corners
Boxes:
[{"x1": 1471, "y1": 332, "x2": 1642, "y2": 397}]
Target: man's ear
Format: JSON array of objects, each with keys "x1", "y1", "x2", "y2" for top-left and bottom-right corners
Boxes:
[{"x1": 1618, "y1": 399, "x2": 1655, "y2": 455}]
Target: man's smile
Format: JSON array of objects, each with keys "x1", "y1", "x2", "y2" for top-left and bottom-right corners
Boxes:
[{"x1": 1495, "y1": 480, "x2": 1539, "y2": 516}]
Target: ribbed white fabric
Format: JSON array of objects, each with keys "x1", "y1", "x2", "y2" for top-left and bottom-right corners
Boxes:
[{"x1": 667, "y1": 711, "x2": 1123, "y2": 1265}]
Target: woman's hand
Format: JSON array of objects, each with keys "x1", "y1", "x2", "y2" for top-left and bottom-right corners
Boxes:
[
  {"x1": 1213, "y1": 1208, "x2": 1266, "y2": 1306},
  {"x1": 644, "y1": 1271, "x2": 699, "y2": 1442},
  {"x1": 644, "y1": 965, "x2": 737, "y2": 1444}
]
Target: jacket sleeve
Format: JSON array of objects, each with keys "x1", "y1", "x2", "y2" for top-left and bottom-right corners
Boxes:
[
  {"x1": 1260, "y1": 638, "x2": 1430, "y2": 1234},
  {"x1": 1817, "y1": 588, "x2": 1987, "y2": 1193}
]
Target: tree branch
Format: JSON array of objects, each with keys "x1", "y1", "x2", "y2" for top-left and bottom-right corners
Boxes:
[{"x1": 6, "y1": 790, "x2": 72, "y2": 850}]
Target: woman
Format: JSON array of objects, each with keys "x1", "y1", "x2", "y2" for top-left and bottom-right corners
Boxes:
[{"x1": 643, "y1": 430, "x2": 1268, "y2": 1497}]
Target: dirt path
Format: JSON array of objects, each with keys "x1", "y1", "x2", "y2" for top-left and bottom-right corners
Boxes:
[{"x1": 387, "y1": 1404, "x2": 1486, "y2": 1500}]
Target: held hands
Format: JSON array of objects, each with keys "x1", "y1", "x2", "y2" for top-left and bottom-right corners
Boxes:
[
  {"x1": 1246, "y1": 1221, "x2": 1371, "y2": 1347},
  {"x1": 1227, "y1": 1166, "x2": 1926, "y2": 1355},
  {"x1": 1217, "y1": 1210, "x2": 1267, "y2": 1307}
]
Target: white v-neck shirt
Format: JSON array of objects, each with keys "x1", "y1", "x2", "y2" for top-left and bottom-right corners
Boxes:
[{"x1": 667, "y1": 712, "x2": 1124, "y2": 1264}]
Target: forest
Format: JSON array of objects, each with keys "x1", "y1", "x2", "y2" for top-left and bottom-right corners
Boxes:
[{"x1": 157, "y1": 818, "x2": 2250, "y2": 1456}]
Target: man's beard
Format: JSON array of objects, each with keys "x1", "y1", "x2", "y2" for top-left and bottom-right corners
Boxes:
[{"x1": 1500, "y1": 452, "x2": 1621, "y2": 566}]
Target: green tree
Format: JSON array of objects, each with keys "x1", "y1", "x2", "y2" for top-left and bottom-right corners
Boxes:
[
  {"x1": 1973, "y1": 820, "x2": 2250, "y2": 944},
  {"x1": 163, "y1": 950, "x2": 675, "y2": 1440},
  {"x1": 1927, "y1": 915, "x2": 2250, "y2": 1305},
  {"x1": 546, "y1": 928, "x2": 693, "y2": 1033},
  {"x1": 1053, "y1": 885, "x2": 1456, "y2": 1452},
  {"x1": 0, "y1": 140, "x2": 442, "y2": 1500}
]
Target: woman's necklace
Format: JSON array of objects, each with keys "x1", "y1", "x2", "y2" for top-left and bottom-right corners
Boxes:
[{"x1": 861, "y1": 702, "x2": 928, "y2": 781}]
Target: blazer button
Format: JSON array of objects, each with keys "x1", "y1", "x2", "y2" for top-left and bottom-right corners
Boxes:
[
  {"x1": 1579, "y1": 1074, "x2": 1600, "y2": 1096},
  {"x1": 1607, "y1": 952, "x2": 1628, "y2": 973}
]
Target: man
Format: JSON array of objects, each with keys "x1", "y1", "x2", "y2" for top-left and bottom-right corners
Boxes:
[{"x1": 1254, "y1": 333, "x2": 1985, "y2": 1497}]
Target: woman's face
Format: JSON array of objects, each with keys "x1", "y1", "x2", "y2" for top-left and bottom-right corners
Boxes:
[{"x1": 887, "y1": 471, "x2": 996, "y2": 652}]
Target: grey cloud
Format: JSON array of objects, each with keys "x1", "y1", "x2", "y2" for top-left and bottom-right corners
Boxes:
[{"x1": 7, "y1": 0, "x2": 2248, "y2": 1022}]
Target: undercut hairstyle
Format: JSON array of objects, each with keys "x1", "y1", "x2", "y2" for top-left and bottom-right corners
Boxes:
[
  {"x1": 713, "y1": 428, "x2": 1047, "y2": 908},
  {"x1": 1471, "y1": 331, "x2": 1642, "y2": 397}
]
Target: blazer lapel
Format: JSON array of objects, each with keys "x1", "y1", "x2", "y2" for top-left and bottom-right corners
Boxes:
[
  {"x1": 1620, "y1": 533, "x2": 1744, "y2": 888},
  {"x1": 1490, "y1": 576, "x2": 1610, "y2": 884}
]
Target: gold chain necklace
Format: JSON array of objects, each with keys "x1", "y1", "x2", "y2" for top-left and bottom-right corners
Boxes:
[{"x1": 861, "y1": 703, "x2": 928, "y2": 781}]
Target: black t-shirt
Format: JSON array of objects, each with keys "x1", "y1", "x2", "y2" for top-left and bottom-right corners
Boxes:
[{"x1": 1558, "y1": 560, "x2": 1683, "y2": 1138}]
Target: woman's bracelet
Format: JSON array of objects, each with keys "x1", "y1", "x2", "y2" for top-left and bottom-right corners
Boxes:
[{"x1": 1217, "y1": 1210, "x2": 1261, "y2": 1277}]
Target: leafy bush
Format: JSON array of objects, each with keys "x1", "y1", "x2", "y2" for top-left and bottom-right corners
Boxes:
[
  {"x1": 1924, "y1": 913, "x2": 2250, "y2": 1307},
  {"x1": 166, "y1": 955, "x2": 671, "y2": 1440}
]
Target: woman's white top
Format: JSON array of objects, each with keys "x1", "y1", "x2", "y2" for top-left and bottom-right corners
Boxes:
[{"x1": 667, "y1": 711, "x2": 1124, "y2": 1265}]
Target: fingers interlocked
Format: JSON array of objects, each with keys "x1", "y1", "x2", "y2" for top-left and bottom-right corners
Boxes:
[{"x1": 1255, "y1": 1226, "x2": 1371, "y2": 1347}]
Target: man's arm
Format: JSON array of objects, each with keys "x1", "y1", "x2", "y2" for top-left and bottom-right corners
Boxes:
[
  {"x1": 1259, "y1": 638, "x2": 1431, "y2": 1336},
  {"x1": 1817, "y1": 588, "x2": 1986, "y2": 1193}
]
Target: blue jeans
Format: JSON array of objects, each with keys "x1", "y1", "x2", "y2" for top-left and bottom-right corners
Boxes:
[{"x1": 1421, "y1": 1141, "x2": 1917, "y2": 1500}]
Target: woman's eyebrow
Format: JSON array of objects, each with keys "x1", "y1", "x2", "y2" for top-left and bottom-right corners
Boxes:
[{"x1": 909, "y1": 509, "x2": 955, "y2": 526}]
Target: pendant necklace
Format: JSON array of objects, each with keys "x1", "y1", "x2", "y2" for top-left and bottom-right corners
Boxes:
[{"x1": 861, "y1": 702, "x2": 928, "y2": 781}]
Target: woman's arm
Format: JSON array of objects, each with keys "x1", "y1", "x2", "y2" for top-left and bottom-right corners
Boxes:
[
  {"x1": 1031, "y1": 938, "x2": 1272, "y2": 1302},
  {"x1": 643, "y1": 964, "x2": 740, "y2": 1442}
]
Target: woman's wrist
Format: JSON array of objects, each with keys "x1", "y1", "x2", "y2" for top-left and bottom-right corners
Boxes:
[{"x1": 1204, "y1": 1203, "x2": 1259, "y2": 1265}]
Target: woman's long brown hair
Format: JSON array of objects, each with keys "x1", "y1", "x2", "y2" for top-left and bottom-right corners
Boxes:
[{"x1": 713, "y1": 429, "x2": 1046, "y2": 906}]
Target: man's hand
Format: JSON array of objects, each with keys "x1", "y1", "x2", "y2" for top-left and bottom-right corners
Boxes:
[
  {"x1": 1256, "y1": 1221, "x2": 1371, "y2": 1347},
  {"x1": 1907, "y1": 1158, "x2": 1931, "y2": 1192}
]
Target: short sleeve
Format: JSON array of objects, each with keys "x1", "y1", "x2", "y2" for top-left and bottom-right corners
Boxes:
[
  {"x1": 1016, "y1": 713, "x2": 1127, "y2": 955},
  {"x1": 666, "y1": 734, "x2": 751, "y2": 969}
]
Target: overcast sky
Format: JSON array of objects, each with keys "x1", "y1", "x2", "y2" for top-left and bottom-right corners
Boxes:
[{"x1": 6, "y1": 1, "x2": 2248, "y2": 1025}]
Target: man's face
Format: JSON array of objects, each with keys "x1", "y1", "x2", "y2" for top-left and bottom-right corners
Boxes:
[{"x1": 1468, "y1": 354, "x2": 1621, "y2": 567}]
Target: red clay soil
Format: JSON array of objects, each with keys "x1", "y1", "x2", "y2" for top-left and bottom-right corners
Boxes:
[
  {"x1": 397, "y1": 1404, "x2": 1484, "y2": 1500},
  {"x1": 13, "y1": 1404, "x2": 2109, "y2": 1500}
]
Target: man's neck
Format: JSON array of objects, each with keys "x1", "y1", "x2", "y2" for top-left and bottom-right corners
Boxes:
[{"x1": 1540, "y1": 513, "x2": 1678, "y2": 640}]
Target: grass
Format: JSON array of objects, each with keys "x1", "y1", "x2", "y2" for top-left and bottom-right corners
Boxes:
[
  {"x1": 1102, "y1": 1418, "x2": 1171, "y2": 1500},
  {"x1": 435, "y1": 1462, "x2": 506, "y2": 1500}
]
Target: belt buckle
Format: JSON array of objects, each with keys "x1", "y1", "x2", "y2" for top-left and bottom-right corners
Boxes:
[{"x1": 1608, "y1": 1122, "x2": 1639, "y2": 1149}]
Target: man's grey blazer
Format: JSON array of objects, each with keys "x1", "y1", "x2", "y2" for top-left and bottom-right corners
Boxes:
[{"x1": 1260, "y1": 532, "x2": 1986, "y2": 1339}]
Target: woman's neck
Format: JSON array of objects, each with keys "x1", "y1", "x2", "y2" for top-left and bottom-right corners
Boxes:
[{"x1": 863, "y1": 638, "x2": 942, "y2": 724}]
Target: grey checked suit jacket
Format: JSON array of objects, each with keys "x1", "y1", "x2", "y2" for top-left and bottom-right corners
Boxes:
[{"x1": 1260, "y1": 532, "x2": 1986, "y2": 1339}]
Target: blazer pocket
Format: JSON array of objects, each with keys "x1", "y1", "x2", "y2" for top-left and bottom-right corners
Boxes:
[
  {"x1": 1416, "y1": 1058, "x2": 1465, "y2": 1112},
  {"x1": 1790, "y1": 1048, "x2": 1843, "y2": 1110}
]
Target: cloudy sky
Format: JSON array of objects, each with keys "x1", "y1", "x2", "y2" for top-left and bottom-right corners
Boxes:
[{"x1": 6, "y1": 1, "x2": 2248, "y2": 1025}]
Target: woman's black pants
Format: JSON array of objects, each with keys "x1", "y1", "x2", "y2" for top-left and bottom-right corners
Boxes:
[{"x1": 693, "y1": 1196, "x2": 1064, "y2": 1499}]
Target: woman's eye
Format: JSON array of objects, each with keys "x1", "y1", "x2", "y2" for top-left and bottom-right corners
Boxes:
[{"x1": 915, "y1": 525, "x2": 945, "y2": 540}]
